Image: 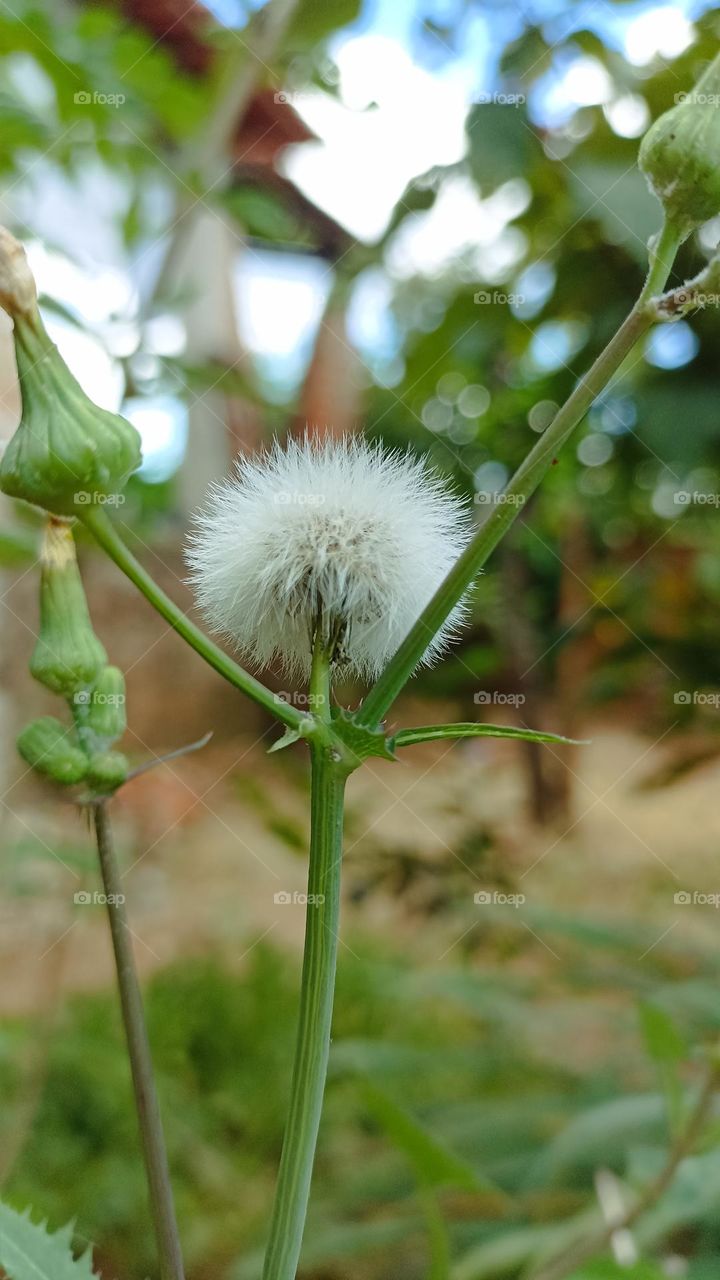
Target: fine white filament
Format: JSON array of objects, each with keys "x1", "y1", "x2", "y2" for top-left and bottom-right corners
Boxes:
[{"x1": 186, "y1": 435, "x2": 473, "y2": 680}]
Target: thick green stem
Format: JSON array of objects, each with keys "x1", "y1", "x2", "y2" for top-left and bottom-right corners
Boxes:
[
  {"x1": 358, "y1": 223, "x2": 681, "y2": 729},
  {"x1": 92, "y1": 802, "x2": 184, "y2": 1280},
  {"x1": 80, "y1": 507, "x2": 307, "y2": 734},
  {"x1": 262, "y1": 639, "x2": 346, "y2": 1280}
]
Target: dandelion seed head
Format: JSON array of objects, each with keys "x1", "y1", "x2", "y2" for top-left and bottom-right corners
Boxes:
[{"x1": 185, "y1": 434, "x2": 473, "y2": 679}]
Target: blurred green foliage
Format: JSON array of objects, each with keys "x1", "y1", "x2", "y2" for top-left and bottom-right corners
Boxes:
[
  {"x1": 3, "y1": 916, "x2": 720, "y2": 1279},
  {"x1": 2, "y1": 2, "x2": 720, "y2": 1278},
  {"x1": 0, "y1": 0, "x2": 718, "y2": 725}
]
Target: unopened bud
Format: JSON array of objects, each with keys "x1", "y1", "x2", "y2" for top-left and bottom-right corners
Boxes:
[
  {"x1": 639, "y1": 53, "x2": 720, "y2": 238},
  {"x1": 17, "y1": 716, "x2": 88, "y2": 786},
  {"x1": 30, "y1": 519, "x2": 107, "y2": 698},
  {"x1": 0, "y1": 227, "x2": 141, "y2": 515}
]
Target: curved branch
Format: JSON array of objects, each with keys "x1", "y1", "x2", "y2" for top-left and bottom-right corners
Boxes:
[
  {"x1": 357, "y1": 221, "x2": 681, "y2": 729},
  {"x1": 80, "y1": 507, "x2": 311, "y2": 735}
]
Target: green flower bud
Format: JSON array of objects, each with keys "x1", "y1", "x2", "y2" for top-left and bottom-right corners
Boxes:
[
  {"x1": 0, "y1": 228, "x2": 141, "y2": 516},
  {"x1": 30, "y1": 519, "x2": 107, "y2": 697},
  {"x1": 17, "y1": 716, "x2": 88, "y2": 785},
  {"x1": 79, "y1": 665, "x2": 127, "y2": 751},
  {"x1": 639, "y1": 53, "x2": 720, "y2": 238},
  {"x1": 86, "y1": 750, "x2": 129, "y2": 793}
]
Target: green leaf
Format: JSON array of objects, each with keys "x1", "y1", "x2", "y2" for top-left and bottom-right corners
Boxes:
[
  {"x1": 466, "y1": 101, "x2": 543, "y2": 192},
  {"x1": 0, "y1": 528, "x2": 37, "y2": 568},
  {"x1": 638, "y1": 1148, "x2": 720, "y2": 1242},
  {"x1": 223, "y1": 186, "x2": 303, "y2": 243},
  {"x1": 286, "y1": 0, "x2": 362, "y2": 47},
  {"x1": 638, "y1": 1003, "x2": 687, "y2": 1134},
  {"x1": 360, "y1": 1082, "x2": 488, "y2": 1194},
  {"x1": 389, "y1": 723, "x2": 588, "y2": 750},
  {"x1": 268, "y1": 722, "x2": 313, "y2": 753},
  {"x1": 453, "y1": 1221, "x2": 573, "y2": 1280},
  {"x1": 569, "y1": 1260, "x2": 668, "y2": 1279},
  {"x1": 331, "y1": 708, "x2": 397, "y2": 763},
  {"x1": 383, "y1": 176, "x2": 439, "y2": 241},
  {"x1": 638, "y1": 1003, "x2": 687, "y2": 1065},
  {"x1": 0, "y1": 1201, "x2": 96, "y2": 1280},
  {"x1": 527, "y1": 1094, "x2": 666, "y2": 1187},
  {"x1": 568, "y1": 161, "x2": 661, "y2": 264}
]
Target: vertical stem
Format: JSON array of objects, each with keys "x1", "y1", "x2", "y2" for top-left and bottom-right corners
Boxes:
[
  {"x1": 262, "y1": 637, "x2": 346, "y2": 1280},
  {"x1": 92, "y1": 802, "x2": 185, "y2": 1280},
  {"x1": 308, "y1": 622, "x2": 332, "y2": 724}
]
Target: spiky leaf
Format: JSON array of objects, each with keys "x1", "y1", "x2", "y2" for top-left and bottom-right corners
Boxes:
[
  {"x1": 389, "y1": 722, "x2": 588, "y2": 750},
  {"x1": 331, "y1": 708, "x2": 397, "y2": 763},
  {"x1": 0, "y1": 1201, "x2": 97, "y2": 1280}
]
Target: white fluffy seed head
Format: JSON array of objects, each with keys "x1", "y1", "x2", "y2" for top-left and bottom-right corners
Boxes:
[{"x1": 185, "y1": 434, "x2": 473, "y2": 680}]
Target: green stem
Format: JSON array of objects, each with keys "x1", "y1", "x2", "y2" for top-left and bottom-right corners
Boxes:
[
  {"x1": 92, "y1": 801, "x2": 184, "y2": 1280},
  {"x1": 262, "y1": 640, "x2": 346, "y2": 1280},
  {"x1": 80, "y1": 507, "x2": 307, "y2": 734},
  {"x1": 358, "y1": 222, "x2": 681, "y2": 729},
  {"x1": 640, "y1": 219, "x2": 684, "y2": 304},
  {"x1": 309, "y1": 623, "x2": 332, "y2": 724}
]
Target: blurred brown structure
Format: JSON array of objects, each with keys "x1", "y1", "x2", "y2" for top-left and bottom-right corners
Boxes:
[{"x1": 114, "y1": 0, "x2": 360, "y2": 508}]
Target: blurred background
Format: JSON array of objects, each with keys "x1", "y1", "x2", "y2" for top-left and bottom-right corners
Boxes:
[{"x1": 2, "y1": 0, "x2": 720, "y2": 1277}]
